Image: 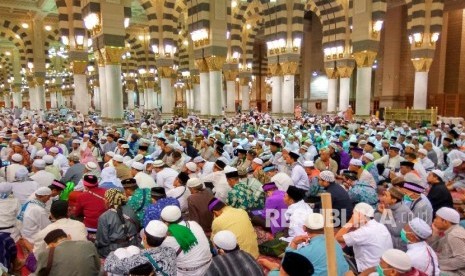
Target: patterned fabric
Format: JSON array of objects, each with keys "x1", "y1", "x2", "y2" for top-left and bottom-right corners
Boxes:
[
  {"x1": 205, "y1": 250, "x2": 264, "y2": 276},
  {"x1": 254, "y1": 169, "x2": 270, "y2": 185},
  {"x1": 363, "y1": 162, "x2": 380, "y2": 184},
  {"x1": 227, "y1": 182, "x2": 264, "y2": 210},
  {"x1": 348, "y1": 181, "x2": 378, "y2": 208},
  {"x1": 104, "y1": 246, "x2": 177, "y2": 276},
  {"x1": 143, "y1": 198, "x2": 180, "y2": 228},
  {"x1": 127, "y1": 188, "x2": 152, "y2": 223}
]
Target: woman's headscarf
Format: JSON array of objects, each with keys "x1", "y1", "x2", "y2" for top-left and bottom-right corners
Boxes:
[{"x1": 100, "y1": 167, "x2": 123, "y2": 189}]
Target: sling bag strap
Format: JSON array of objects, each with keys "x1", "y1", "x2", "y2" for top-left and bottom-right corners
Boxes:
[
  {"x1": 144, "y1": 252, "x2": 168, "y2": 276},
  {"x1": 44, "y1": 247, "x2": 56, "y2": 276}
]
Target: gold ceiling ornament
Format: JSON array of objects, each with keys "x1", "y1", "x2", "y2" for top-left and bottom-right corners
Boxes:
[
  {"x1": 71, "y1": 60, "x2": 88, "y2": 75},
  {"x1": 205, "y1": 56, "x2": 226, "y2": 72},
  {"x1": 194, "y1": 58, "x2": 209, "y2": 73},
  {"x1": 34, "y1": 77, "x2": 45, "y2": 86},
  {"x1": 411, "y1": 58, "x2": 433, "y2": 72},
  {"x1": 324, "y1": 67, "x2": 339, "y2": 79},
  {"x1": 268, "y1": 63, "x2": 282, "y2": 76},
  {"x1": 94, "y1": 52, "x2": 105, "y2": 67},
  {"x1": 223, "y1": 70, "x2": 238, "y2": 81},
  {"x1": 103, "y1": 47, "x2": 125, "y2": 65},
  {"x1": 280, "y1": 61, "x2": 298, "y2": 75},
  {"x1": 158, "y1": 66, "x2": 175, "y2": 78},
  {"x1": 191, "y1": 75, "x2": 200, "y2": 84},
  {"x1": 337, "y1": 66, "x2": 355, "y2": 78},
  {"x1": 11, "y1": 84, "x2": 21, "y2": 93},
  {"x1": 353, "y1": 51, "x2": 377, "y2": 68}
]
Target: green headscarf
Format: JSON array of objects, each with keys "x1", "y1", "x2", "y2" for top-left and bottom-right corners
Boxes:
[{"x1": 168, "y1": 224, "x2": 198, "y2": 253}]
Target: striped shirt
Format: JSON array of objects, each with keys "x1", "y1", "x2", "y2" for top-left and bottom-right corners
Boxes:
[{"x1": 205, "y1": 250, "x2": 264, "y2": 276}]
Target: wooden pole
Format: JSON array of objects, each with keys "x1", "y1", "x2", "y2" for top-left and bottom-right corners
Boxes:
[{"x1": 321, "y1": 192, "x2": 337, "y2": 276}]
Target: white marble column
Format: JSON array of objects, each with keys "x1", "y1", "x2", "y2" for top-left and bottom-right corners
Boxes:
[
  {"x1": 226, "y1": 80, "x2": 236, "y2": 114},
  {"x1": 240, "y1": 84, "x2": 250, "y2": 111},
  {"x1": 160, "y1": 78, "x2": 174, "y2": 115},
  {"x1": 193, "y1": 81, "x2": 200, "y2": 113},
  {"x1": 74, "y1": 74, "x2": 89, "y2": 115},
  {"x1": 28, "y1": 86, "x2": 37, "y2": 110},
  {"x1": 139, "y1": 91, "x2": 145, "y2": 107},
  {"x1": 3, "y1": 93, "x2": 11, "y2": 109},
  {"x1": 93, "y1": 86, "x2": 100, "y2": 111},
  {"x1": 50, "y1": 91, "x2": 57, "y2": 109},
  {"x1": 57, "y1": 91, "x2": 64, "y2": 107},
  {"x1": 36, "y1": 83, "x2": 46, "y2": 110},
  {"x1": 105, "y1": 64, "x2": 124, "y2": 121},
  {"x1": 339, "y1": 77, "x2": 351, "y2": 112},
  {"x1": 98, "y1": 65, "x2": 107, "y2": 118},
  {"x1": 146, "y1": 88, "x2": 155, "y2": 110},
  {"x1": 12, "y1": 91, "x2": 22, "y2": 108},
  {"x1": 271, "y1": 75, "x2": 282, "y2": 115},
  {"x1": 355, "y1": 67, "x2": 372, "y2": 116},
  {"x1": 209, "y1": 70, "x2": 222, "y2": 116},
  {"x1": 281, "y1": 75, "x2": 295, "y2": 116},
  {"x1": 185, "y1": 88, "x2": 190, "y2": 110},
  {"x1": 327, "y1": 78, "x2": 338, "y2": 113},
  {"x1": 413, "y1": 71, "x2": 428, "y2": 109},
  {"x1": 127, "y1": 90, "x2": 135, "y2": 109},
  {"x1": 200, "y1": 72, "x2": 210, "y2": 116}
]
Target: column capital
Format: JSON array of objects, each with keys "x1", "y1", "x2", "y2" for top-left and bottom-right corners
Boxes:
[
  {"x1": 145, "y1": 81, "x2": 155, "y2": 89},
  {"x1": 158, "y1": 67, "x2": 175, "y2": 79},
  {"x1": 194, "y1": 58, "x2": 209, "y2": 73},
  {"x1": 224, "y1": 70, "x2": 238, "y2": 81},
  {"x1": 337, "y1": 66, "x2": 355, "y2": 78},
  {"x1": 192, "y1": 75, "x2": 200, "y2": 84},
  {"x1": 71, "y1": 60, "x2": 88, "y2": 75},
  {"x1": 239, "y1": 78, "x2": 249, "y2": 86},
  {"x1": 353, "y1": 51, "x2": 377, "y2": 68},
  {"x1": 34, "y1": 77, "x2": 45, "y2": 86},
  {"x1": 324, "y1": 68, "x2": 339, "y2": 79},
  {"x1": 102, "y1": 47, "x2": 125, "y2": 65},
  {"x1": 126, "y1": 81, "x2": 135, "y2": 91},
  {"x1": 95, "y1": 51, "x2": 105, "y2": 67},
  {"x1": 205, "y1": 56, "x2": 226, "y2": 72},
  {"x1": 280, "y1": 61, "x2": 298, "y2": 75},
  {"x1": 268, "y1": 63, "x2": 282, "y2": 76},
  {"x1": 411, "y1": 58, "x2": 433, "y2": 72}
]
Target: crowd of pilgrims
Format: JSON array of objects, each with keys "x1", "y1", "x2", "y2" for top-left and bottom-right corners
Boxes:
[{"x1": 0, "y1": 110, "x2": 464, "y2": 276}]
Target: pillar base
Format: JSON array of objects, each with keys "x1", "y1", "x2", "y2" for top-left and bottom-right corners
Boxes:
[
  {"x1": 102, "y1": 117, "x2": 124, "y2": 125},
  {"x1": 225, "y1": 111, "x2": 236, "y2": 117},
  {"x1": 354, "y1": 115, "x2": 372, "y2": 121},
  {"x1": 281, "y1": 113, "x2": 294, "y2": 119}
]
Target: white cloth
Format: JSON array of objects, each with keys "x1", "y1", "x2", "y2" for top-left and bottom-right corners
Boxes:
[
  {"x1": 53, "y1": 153, "x2": 70, "y2": 173},
  {"x1": 271, "y1": 172, "x2": 294, "y2": 192},
  {"x1": 30, "y1": 170, "x2": 56, "y2": 188},
  {"x1": 406, "y1": 241, "x2": 440, "y2": 276},
  {"x1": 21, "y1": 201, "x2": 51, "y2": 243},
  {"x1": 0, "y1": 197, "x2": 21, "y2": 241},
  {"x1": 343, "y1": 219, "x2": 393, "y2": 272},
  {"x1": 360, "y1": 170, "x2": 377, "y2": 189},
  {"x1": 420, "y1": 157, "x2": 435, "y2": 172},
  {"x1": 11, "y1": 180, "x2": 40, "y2": 205},
  {"x1": 284, "y1": 200, "x2": 313, "y2": 240},
  {"x1": 200, "y1": 162, "x2": 215, "y2": 177},
  {"x1": 134, "y1": 172, "x2": 156, "y2": 189},
  {"x1": 33, "y1": 218, "x2": 88, "y2": 254},
  {"x1": 162, "y1": 220, "x2": 212, "y2": 276},
  {"x1": 202, "y1": 171, "x2": 231, "y2": 203},
  {"x1": 166, "y1": 186, "x2": 191, "y2": 213},
  {"x1": 155, "y1": 167, "x2": 178, "y2": 191},
  {"x1": 0, "y1": 164, "x2": 28, "y2": 183},
  {"x1": 290, "y1": 163, "x2": 310, "y2": 190}
]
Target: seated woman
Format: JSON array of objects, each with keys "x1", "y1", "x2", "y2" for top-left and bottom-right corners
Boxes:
[{"x1": 95, "y1": 188, "x2": 140, "y2": 258}]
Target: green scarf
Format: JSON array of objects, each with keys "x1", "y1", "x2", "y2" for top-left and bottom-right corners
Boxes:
[
  {"x1": 59, "y1": 182, "x2": 75, "y2": 201},
  {"x1": 168, "y1": 223, "x2": 198, "y2": 253}
]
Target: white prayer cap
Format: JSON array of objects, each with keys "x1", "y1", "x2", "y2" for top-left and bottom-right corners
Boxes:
[
  {"x1": 106, "y1": 151, "x2": 115, "y2": 157},
  {"x1": 175, "y1": 145, "x2": 184, "y2": 152},
  {"x1": 131, "y1": 162, "x2": 144, "y2": 171},
  {"x1": 349, "y1": 159, "x2": 363, "y2": 167},
  {"x1": 193, "y1": 156, "x2": 205, "y2": 163},
  {"x1": 152, "y1": 160, "x2": 165, "y2": 168},
  {"x1": 83, "y1": 134, "x2": 90, "y2": 138},
  {"x1": 11, "y1": 153, "x2": 23, "y2": 163},
  {"x1": 452, "y1": 159, "x2": 463, "y2": 168},
  {"x1": 133, "y1": 154, "x2": 144, "y2": 162},
  {"x1": 0, "y1": 182, "x2": 12, "y2": 194},
  {"x1": 213, "y1": 230, "x2": 237, "y2": 251},
  {"x1": 319, "y1": 171, "x2": 335, "y2": 182},
  {"x1": 418, "y1": 149, "x2": 427, "y2": 156},
  {"x1": 303, "y1": 161, "x2": 314, "y2": 168},
  {"x1": 35, "y1": 187, "x2": 52, "y2": 196},
  {"x1": 85, "y1": 162, "x2": 98, "y2": 170},
  {"x1": 144, "y1": 220, "x2": 168, "y2": 238},
  {"x1": 42, "y1": 155, "x2": 54, "y2": 164},
  {"x1": 431, "y1": 169, "x2": 445, "y2": 182},
  {"x1": 381, "y1": 249, "x2": 412, "y2": 273},
  {"x1": 406, "y1": 143, "x2": 416, "y2": 150},
  {"x1": 363, "y1": 153, "x2": 374, "y2": 161},
  {"x1": 121, "y1": 144, "x2": 130, "y2": 149},
  {"x1": 32, "y1": 159, "x2": 46, "y2": 169},
  {"x1": 252, "y1": 158, "x2": 263, "y2": 165},
  {"x1": 232, "y1": 139, "x2": 240, "y2": 144},
  {"x1": 161, "y1": 205, "x2": 182, "y2": 222},
  {"x1": 436, "y1": 207, "x2": 460, "y2": 224},
  {"x1": 49, "y1": 147, "x2": 59, "y2": 154},
  {"x1": 186, "y1": 178, "x2": 203, "y2": 188},
  {"x1": 300, "y1": 145, "x2": 309, "y2": 151},
  {"x1": 141, "y1": 122, "x2": 148, "y2": 129},
  {"x1": 113, "y1": 154, "x2": 124, "y2": 162},
  {"x1": 11, "y1": 141, "x2": 21, "y2": 146},
  {"x1": 72, "y1": 139, "x2": 81, "y2": 144},
  {"x1": 186, "y1": 162, "x2": 197, "y2": 172},
  {"x1": 408, "y1": 218, "x2": 432, "y2": 240},
  {"x1": 304, "y1": 213, "x2": 324, "y2": 230},
  {"x1": 354, "y1": 202, "x2": 375, "y2": 218}
]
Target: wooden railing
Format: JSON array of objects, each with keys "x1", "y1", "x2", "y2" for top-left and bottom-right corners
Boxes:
[{"x1": 384, "y1": 107, "x2": 438, "y2": 123}]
